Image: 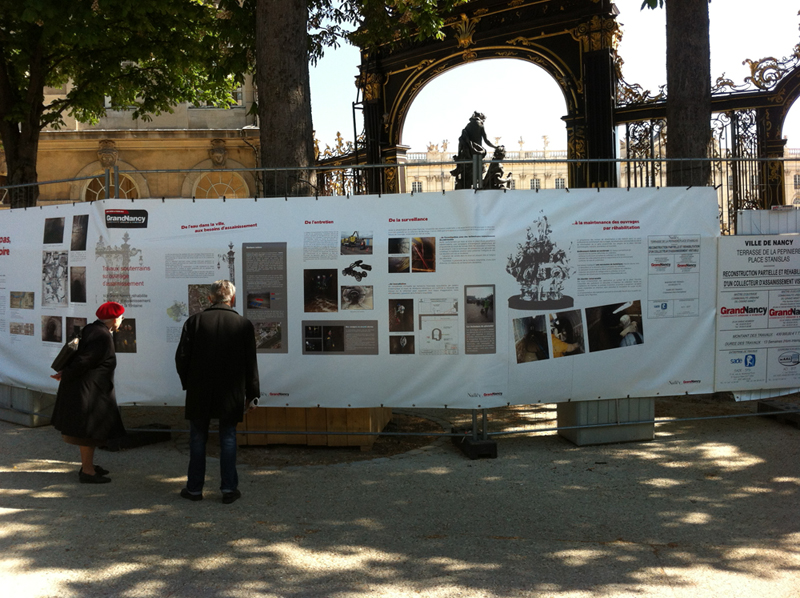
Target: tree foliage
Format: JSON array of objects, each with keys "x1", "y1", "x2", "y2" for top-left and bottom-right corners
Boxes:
[{"x1": 0, "y1": 0, "x2": 245, "y2": 207}]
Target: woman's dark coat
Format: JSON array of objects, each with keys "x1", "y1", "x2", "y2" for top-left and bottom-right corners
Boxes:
[
  {"x1": 51, "y1": 320, "x2": 126, "y2": 441},
  {"x1": 175, "y1": 303, "x2": 260, "y2": 423}
]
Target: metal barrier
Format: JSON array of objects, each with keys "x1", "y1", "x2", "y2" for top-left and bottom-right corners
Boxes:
[{"x1": 3, "y1": 156, "x2": 800, "y2": 234}]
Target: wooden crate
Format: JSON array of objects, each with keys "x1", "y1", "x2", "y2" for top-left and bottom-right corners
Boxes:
[{"x1": 238, "y1": 407, "x2": 393, "y2": 450}]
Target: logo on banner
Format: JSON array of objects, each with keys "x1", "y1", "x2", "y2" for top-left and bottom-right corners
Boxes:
[
  {"x1": 719, "y1": 305, "x2": 768, "y2": 316},
  {"x1": 105, "y1": 209, "x2": 148, "y2": 228},
  {"x1": 745, "y1": 354, "x2": 756, "y2": 367},
  {"x1": 778, "y1": 352, "x2": 800, "y2": 366}
]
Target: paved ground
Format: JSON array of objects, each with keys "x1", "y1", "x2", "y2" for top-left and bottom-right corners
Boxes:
[{"x1": 1, "y1": 405, "x2": 800, "y2": 598}]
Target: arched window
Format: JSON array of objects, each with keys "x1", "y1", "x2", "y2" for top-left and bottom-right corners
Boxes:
[
  {"x1": 193, "y1": 172, "x2": 249, "y2": 199},
  {"x1": 85, "y1": 174, "x2": 139, "y2": 201}
]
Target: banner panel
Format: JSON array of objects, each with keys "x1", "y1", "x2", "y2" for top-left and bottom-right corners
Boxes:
[
  {"x1": 715, "y1": 233, "x2": 800, "y2": 391},
  {"x1": 0, "y1": 188, "x2": 719, "y2": 408}
]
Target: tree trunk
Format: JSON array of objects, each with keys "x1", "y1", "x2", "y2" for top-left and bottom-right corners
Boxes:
[
  {"x1": 255, "y1": 0, "x2": 315, "y2": 197},
  {"x1": 0, "y1": 31, "x2": 45, "y2": 208},
  {"x1": 665, "y1": 0, "x2": 711, "y2": 187}
]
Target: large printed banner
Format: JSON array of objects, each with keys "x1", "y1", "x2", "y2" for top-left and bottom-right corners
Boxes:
[
  {"x1": 715, "y1": 234, "x2": 800, "y2": 391},
  {"x1": 0, "y1": 188, "x2": 720, "y2": 408}
]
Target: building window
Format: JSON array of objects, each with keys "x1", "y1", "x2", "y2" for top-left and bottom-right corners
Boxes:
[
  {"x1": 750, "y1": 174, "x2": 760, "y2": 188},
  {"x1": 194, "y1": 172, "x2": 249, "y2": 198},
  {"x1": 728, "y1": 175, "x2": 734, "y2": 189},
  {"x1": 794, "y1": 174, "x2": 800, "y2": 189},
  {"x1": 411, "y1": 181, "x2": 423, "y2": 193},
  {"x1": 555, "y1": 178, "x2": 566, "y2": 189},
  {"x1": 507, "y1": 179, "x2": 516, "y2": 190},
  {"x1": 530, "y1": 178, "x2": 541, "y2": 190},
  {"x1": 192, "y1": 87, "x2": 244, "y2": 108},
  {"x1": 85, "y1": 174, "x2": 139, "y2": 201}
]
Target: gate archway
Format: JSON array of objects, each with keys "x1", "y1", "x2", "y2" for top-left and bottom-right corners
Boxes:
[{"x1": 356, "y1": 0, "x2": 621, "y2": 192}]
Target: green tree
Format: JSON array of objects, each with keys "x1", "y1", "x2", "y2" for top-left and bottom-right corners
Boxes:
[
  {"x1": 641, "y1": 0, "x2": 711, "y2": 186},
  {"x1": 251, "y1": 0, "x2": 468, "y2": 196},
  {"x1": 0, "y1": 0, "x2": 245, "y2": 208}
]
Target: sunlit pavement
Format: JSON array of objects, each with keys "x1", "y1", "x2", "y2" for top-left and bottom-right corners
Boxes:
[{"x1": 1, "y1": 411, "x2": 799, "y2": 598}]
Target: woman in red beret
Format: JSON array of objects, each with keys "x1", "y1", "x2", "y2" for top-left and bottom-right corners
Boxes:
[{"x1": 50, "y1": 301, "x2": 127, "y2": 483}]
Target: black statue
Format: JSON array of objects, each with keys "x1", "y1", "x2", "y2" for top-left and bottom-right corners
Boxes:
[
  {"x1": 482, "y1": 145, "x2": 513, "y2": 190},
  {"x1": 451, "y1": 111, "x2": 496, "y2": 190}
]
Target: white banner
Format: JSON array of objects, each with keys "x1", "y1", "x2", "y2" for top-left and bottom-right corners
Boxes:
[
  {"x1": 715, "y1": 233, "x2": 800, "y2": 391},
  {"x1": 0, "y1": 188, "x2": 720, "y2": 408}
]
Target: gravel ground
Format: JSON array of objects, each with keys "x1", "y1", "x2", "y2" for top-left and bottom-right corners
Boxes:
[{"x1": 2, "y1": 395, "x2": 800, "y2": 597}]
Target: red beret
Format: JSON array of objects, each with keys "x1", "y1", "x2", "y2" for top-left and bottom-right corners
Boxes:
[{"x1": 96, "y1": 301, "x2": 125, "y2": 320}]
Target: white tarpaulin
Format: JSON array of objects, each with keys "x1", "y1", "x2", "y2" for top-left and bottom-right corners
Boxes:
[{"x1": 0, "y1": 188, "x2": 720, "y2": 408}]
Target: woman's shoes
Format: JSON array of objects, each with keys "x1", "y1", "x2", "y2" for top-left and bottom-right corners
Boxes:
[
  {"x1": 79, "y1": 469, "x2": 111, "y2": 484},
  {"x1": 77, "y1": 465, "x2": 109, "y2": 477}
]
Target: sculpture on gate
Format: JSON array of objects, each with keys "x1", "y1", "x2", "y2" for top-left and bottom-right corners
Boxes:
[
  {"x1": 482, "y1": 145, "x2": 513, "y2": 190},
  {"x1": 451, "y1": 111, "x2": 496, "y2": 189}
]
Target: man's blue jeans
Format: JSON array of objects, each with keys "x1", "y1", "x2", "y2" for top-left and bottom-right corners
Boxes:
[{"x1": 186, "y1": 418, "x2": 239, "y2": 494}]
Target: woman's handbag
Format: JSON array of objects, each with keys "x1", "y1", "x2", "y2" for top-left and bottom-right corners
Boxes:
[{"x1": 51, "y1": 333, "x2": 81, "y2": 371}]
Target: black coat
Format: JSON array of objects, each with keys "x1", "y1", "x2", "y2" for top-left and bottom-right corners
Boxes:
[
  {"x1": 175, "y1": 303, "x2": 260, "y2": 423},
  {"x1": 51, "y1": 320, "x2": 126, "y2": 441}
]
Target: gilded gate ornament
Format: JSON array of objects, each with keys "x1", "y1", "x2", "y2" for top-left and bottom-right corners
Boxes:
[
  {"x1": 356, "y1": 72, "x2": 383, "y2": 102},
  {"x1": 570, "y1": 16, "x2": 619, "y2": 53},
  {"x1": 452, "y1": 14, "x2": 480, "y2": 49}
]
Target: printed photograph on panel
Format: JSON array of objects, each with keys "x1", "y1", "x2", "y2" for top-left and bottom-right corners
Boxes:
[
  {"x1": 322, "y1": 326, "x2": 344, "y2": 352},
  {"x1": 43, "y1": 217, "x2": 65, "y2": 244},
  {"x1": 66, "y1": 317, "x2": 88, "y2": 339},
  {"x1": 389, "y1": 335, "x2": 415, "y2": 354},
  {"x1": 340, "y1": 230, "x2": 373, "y2": 255},
  {"x1": 188, "y1": 284, "x2": 213, "y2": 316},
  {"x1": 419, "y1": 315, "x2": 458, "y2": 355},
  {"x1": 512, "y1": 315, "x2": 550, "y2": 363},
  {"x1": 71, "y1": 215, "x2": 89, "y2": 251},
  {"x1": 586, "y1": 300, "x2": 644, "y2": 352},
  {"x1": 70, "y1": 267, "x2": 87, "y2": 304},
  {"x1": 303, "y1": 269, "x2": 338, "y2": 312},
  {"x1": 549, "y1": 310, "x2": 585, "y2": 358},
  {"x1": 255, "y1": 322, "x2": 281, "y2": 350},
  {"x1": 388, "y1": 256, "x2": 410, "y2": 273},
  {"x1": 341, "y1": 259, "x2": 372, "y2": 283},
  {"x1": 389, "y1": 298, "x2": 414, "y2": 332},
  {"x1": 388, "y1": 238, "x2": 410, "y2": 254},
  {"x1": 304, "y1": 325, "x2": 322, "y2": 352},
  {"x1": 10, "y1": 322, "x2": 34, "y2": 336},
  {"x1": 465, "y1": 285, "x2": 495, "y2": 323},
  {"x1": 41, "y1": 316, "x2": 63, "y2": 343},
  {"x1": 247, "y1": 292, "x2": 271, "y2": 310},
  {"x1": 411, "y1": 237, "x2": 436, "y2": 273},
  {"x1": 42, "y1": 251, "x2": 68, "y2": 306},
  {"x1": 341, "y1": 285, "x2": 374, "y2": 310},
  {"x1": 114, "y1": 318, "x2": 137, "y2": 353},
  {"x1": 10, "y1": 291, "x2": 34, "y2": 309}
]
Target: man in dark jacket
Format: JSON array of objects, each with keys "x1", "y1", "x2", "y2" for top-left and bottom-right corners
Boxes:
[{"x1": 175, "y1": 280, "x2": 259, "y2": 504}]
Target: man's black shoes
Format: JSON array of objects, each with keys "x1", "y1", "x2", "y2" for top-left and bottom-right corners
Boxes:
[
  {"x1": 180, "y1": 488, "x2": 203, "y2": 502},
  {"x1": 222, "y1": 489, "x2": 241, "y2": 504}
]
